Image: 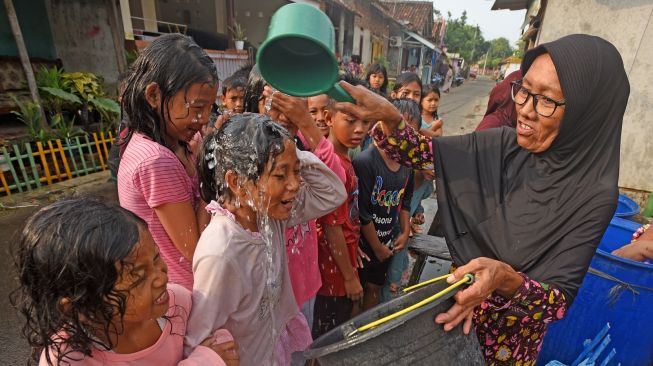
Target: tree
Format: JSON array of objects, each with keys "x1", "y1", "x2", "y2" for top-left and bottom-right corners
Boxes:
[{"x1": 443, "y1": 11, "x2": 485, "y2": 63}]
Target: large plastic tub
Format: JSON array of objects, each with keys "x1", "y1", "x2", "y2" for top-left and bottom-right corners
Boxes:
[
  {"x1": 538, "y1": 217, "x2": 653, "y2": 365},
  {"x1": 615, "y1": 193, "x2": 640, "y2": 219},
  {"x1": 304, "y1": 280, "x2": 484, "y2": 365}
]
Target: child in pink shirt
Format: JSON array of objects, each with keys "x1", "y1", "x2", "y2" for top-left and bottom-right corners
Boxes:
[
  {"x1": 13, "y1": 197, "x2": 237, "y2": 366},
  {"x1": 118, "y1": 34, "x2": 219, "y2": 290},
  {"x1": 186, "y1": 113, "x2": 346, "y2": 365}
]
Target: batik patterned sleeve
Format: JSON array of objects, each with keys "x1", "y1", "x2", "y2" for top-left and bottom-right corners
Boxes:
[
  {"x1": 370, "y1": 121, "x2": 434, "y2": 170},
  {"x1": 474, "y1": 272, "x2": 568, "y2": 364}
]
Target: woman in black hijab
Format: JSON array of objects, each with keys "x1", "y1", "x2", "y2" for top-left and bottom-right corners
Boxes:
[{"x1": 334, "y1": 34, "x2": 629, "y2": 364}]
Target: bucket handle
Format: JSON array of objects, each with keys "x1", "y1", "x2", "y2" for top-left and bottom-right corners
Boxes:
[{"x1": 348, "y1": 274, "x2": 474, "y2": 337}]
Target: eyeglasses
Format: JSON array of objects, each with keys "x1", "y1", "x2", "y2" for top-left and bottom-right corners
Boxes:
[{"x1": 510, "y1": 81, "x2": 565, "y2": 117}]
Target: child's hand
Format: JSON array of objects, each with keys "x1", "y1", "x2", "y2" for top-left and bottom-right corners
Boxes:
[
  {"x1": 394, "y1": 232, "x2": 410, "y2": 252},
  {"x1": 356, "y1": 247, "x2": 371, "y2": 268},
  {"x1": 373, "y1": 245, "x2": 394, "y2": 262},
  {"x1": 263, "y1": 86, "x2": 313, "y2": 129},
  {"x1": 200, "y1": 331, "x2": 240, "y2": 366},
  {"x1": 344, "y1": 277, "x2": 364, "y2": 302}
]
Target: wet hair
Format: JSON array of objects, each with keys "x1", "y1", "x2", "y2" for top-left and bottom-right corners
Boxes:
[
  {"x1": 421, "y1": 83, "x2": 441, "y2": 118},
  {"x1": 393, "y1": 99, "x2": 421, "y2": 129},
  {"x1": 365, "y1": 63, "x2": 388, "y2": 94},
  {"x1": 393, "y1": 72, "x2": 423, "y2": 93},
  {"x1": 11, "y1": 197, "x2": 146, "y2": 365},
  {"x1": 243, "y1": 64, "x2": 266, "y2": 113},
  {"x1": 121, "y1": 33, "x2": 219, "y2": 150},
  {"x1": 198, "y1": 113, "x2": 292, "y2": 203},
  {"x1": 221, "y1": 74, "x2": 247, "y2": 96},
  {"x1": 231, "y1": 64, "x2": 253, "y2": 81}
]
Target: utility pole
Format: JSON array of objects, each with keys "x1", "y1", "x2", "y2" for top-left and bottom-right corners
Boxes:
[
  {"x1": 482, "y1": 51, "x2": 489, "y2": 75},
  {"x1": 3, "y1": 0, "x2": 47, "y2": 129}
]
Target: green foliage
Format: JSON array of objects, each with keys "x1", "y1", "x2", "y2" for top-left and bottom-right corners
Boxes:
[
  {"x1": 229, "y1": 22, "x2": 247, "y2": 41},
  {"x1": 10, "y1": 96, "x2": 50, "y2": 142},
  {"x1": 371, "y1": 55, "x2": 390, "y2": 70},
  {"x1": 125, "y1": 49, "x2": 139, "y2": 66},
  {"x1": 51, "y1": 114, "x2": 87, "y2": 140},
  {"x1": 35, "y1": 66, "x2": 81, "y2": 114},
  {"x1": 443, "y1": 11, "x2": 486, "y2": 63}
]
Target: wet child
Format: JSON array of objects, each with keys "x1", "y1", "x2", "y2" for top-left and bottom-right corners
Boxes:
[
  {"x1": 420, "y1": 84, "x2": 444, "y2": 138},
  {"x1": 307, "y1": 94, "x2": 330, "y2": 137},
  {"x1": 13, "y1": 198, "x2": 238, "y2": 366},
  {"x1": 353, "y1": 122, "x2": 414, "y2": 311},
  {"x1": 242, "y1": 67, "x2": 346, "y2": 363},
  {"x1": 186, "y1": 114, "x2": 346, "y2": 365},
  {"x1": 365, "y1": 63, "x2": 388, "y2": 96},
  {"x1": 118, "y1": 34, "x2": 219, "y2": 290},
  {"x1": 220, "y1": 75, "x2": 246, "y2": 114},
  {"x1": 390, "y1": 72, "x2": 422, "y2": 104},
  {"x1": 312, "y1": 99, "x2": 369, "y2": 338}
]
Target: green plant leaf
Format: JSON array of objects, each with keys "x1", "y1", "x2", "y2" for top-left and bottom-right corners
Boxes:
[
  {"x1": 90, "y1": 97, "x2": 120, "y2": 114},
  {"x1": 39, "y1": 87, "x2": 82, "y2": 104}
]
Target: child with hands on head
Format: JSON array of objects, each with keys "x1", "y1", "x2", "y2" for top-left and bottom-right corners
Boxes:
[
  {"x1": 13, "y1": 197, "x2": 238, "y2": 366},
  {"x1": 186, "y1": 112, "x2": 346, "y2": 365}
]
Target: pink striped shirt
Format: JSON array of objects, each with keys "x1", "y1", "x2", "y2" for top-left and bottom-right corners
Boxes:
[{"x1": 118, "y1": 133, "x2": 199, "y2": 290}]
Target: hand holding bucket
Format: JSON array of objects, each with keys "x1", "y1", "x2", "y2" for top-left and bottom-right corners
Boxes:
[{"x1": 256, "y1": 3, "x2": 354, "y2": 103}]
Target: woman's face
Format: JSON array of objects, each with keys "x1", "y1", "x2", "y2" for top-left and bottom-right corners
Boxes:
[
  {"x1": 516, "y1": 53, "x2": 565, "y2": 153},
  {"x1": 392, "y1": 81, "x2": 421, "y2": 103},
  {"x1": 369, "y1": 72, "x2": 385, "y2": 90}
]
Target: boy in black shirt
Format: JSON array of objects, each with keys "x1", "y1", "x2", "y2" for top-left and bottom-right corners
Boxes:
[{"x1": 353, "y1": 142, "x2": 413, "y2": 310}]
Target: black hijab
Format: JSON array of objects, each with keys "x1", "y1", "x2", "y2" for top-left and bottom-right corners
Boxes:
[{"x1": 433, "y1": 34, "x2": 630, "y2": 302}]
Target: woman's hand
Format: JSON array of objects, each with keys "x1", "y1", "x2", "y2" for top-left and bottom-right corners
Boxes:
[
  {"x1": 434, "y1": 257, "x2": 523, "y2": 334},
  {"x1": 612, "y1": 240, "x2": 653, "y2": 262},
  {"x1": 334, "y1": 81, "x2": 402, "y2": 128}
]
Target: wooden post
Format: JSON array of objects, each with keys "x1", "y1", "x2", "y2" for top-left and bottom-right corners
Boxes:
[{"x1": 3, "y1": 0, "x2": 48, "y2": 129}]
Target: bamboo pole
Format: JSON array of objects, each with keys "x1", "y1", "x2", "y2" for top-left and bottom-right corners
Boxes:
[{"x1": 3, "y1": 0, "x2": 48, "y2": 130}]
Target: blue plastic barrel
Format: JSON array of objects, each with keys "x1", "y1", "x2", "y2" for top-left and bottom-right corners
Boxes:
[
  {"x1": 538, "y1": 217, "x2": 653, "y2": 365},
  {"x1": 615, "y1": 193, "x2": 640, "y2": 219}
]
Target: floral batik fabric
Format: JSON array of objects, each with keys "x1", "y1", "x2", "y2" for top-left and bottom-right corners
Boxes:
[{"x1": 474, "y1": 273, "x2": 568, "y2": 365}]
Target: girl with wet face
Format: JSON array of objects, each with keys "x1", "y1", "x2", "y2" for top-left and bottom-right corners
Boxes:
[
  {"x1": 186, "y1": 114, "x2": 346, "y2": 365},
  {"x1": 13, "y1": 198, "x2": 238, "y2": 366},
  {"x1": 118, "y1": 34, "x2": 219, "y2": 290}
]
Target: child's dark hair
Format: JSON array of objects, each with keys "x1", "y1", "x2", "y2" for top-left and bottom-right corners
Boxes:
[
  {"x1": 365, "y1": 63, "x2": 388, "y2": 94},
  {"x1": 198, "y1": 113, "x2": 292, "y2": 203},
  {"x1": 231, "y1": 63, "x2": 253, "y2": 81},
  {"x1": 221, "y1": 74, "x2": 247, "y2": 96},
  {"x1": 422, "y1": 83, "x2": 441, "y2": 118},
  {"x1": 393, "y1": 72, "x2": 423, "y2": 93},
  {"x1": 243, "y1": 64, "x2": 265, "y2": 113},
  {"x1": 11, "y1": 197, "x2": 146, "y2": 365},
  {"x1": 325, "y1": 71, "x2": 363, "y2": 113},
  {"x1": 393, "y1": 99, "x2": 421, "y2": 129},
  {"x1": 121, "y1": 33, "x2": 219, "y2": 150}
]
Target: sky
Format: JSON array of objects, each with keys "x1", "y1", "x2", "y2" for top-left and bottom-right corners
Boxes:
[{"x1": 433, "y1": 0, "x2": 527, "y2": 46}]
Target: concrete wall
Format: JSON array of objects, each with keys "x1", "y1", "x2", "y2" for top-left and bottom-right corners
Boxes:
[
  {"x1": 0, "y1": 0, "x2": 56, "y2": 59},
  {"x1": 156, "y1": 0, "x2": 216, "y2": 33},
  {"x1": 46, "y1": 0, "x2": 122, "y2": 88},
  {"x1": 235, "y1": 0, "x2": 291, "y2": 48},
  {"x1": 538, "y1": 0, "x2": 653, "y2": 192}
]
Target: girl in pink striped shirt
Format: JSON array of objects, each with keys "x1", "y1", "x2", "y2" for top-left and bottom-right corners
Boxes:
[{"x1": 117, "y1": 34, "x2": 219, "y2": 290}]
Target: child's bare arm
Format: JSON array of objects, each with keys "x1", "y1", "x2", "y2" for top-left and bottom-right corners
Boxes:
[
  {"x1": 361, "y1": 222, "x2": 393, "y2": 262},
  {"x1": 324, "y1": 224, "x2": 363, "y2": 301}
]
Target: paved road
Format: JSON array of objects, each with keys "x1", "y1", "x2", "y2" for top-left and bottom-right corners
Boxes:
[
  {"x1": 0, "y1": 79, "x2": 496, "y2": 362},
  {"x1": 438, "y1": 77, "x2": 494, "y2": 136}
]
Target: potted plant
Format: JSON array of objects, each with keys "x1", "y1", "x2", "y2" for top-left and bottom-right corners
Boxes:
[{"x1": 229, "y1": 22, "x2": 247, "y2": 50}]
